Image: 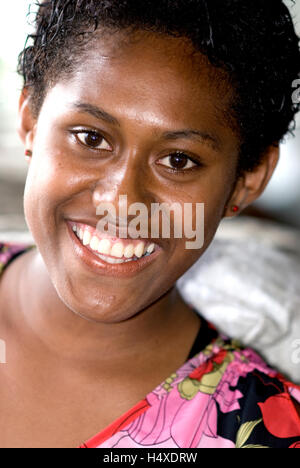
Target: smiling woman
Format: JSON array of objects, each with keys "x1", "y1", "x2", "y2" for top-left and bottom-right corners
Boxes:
[{"x1": 0, "y1": 0, "x2": 300, "y2": 449}]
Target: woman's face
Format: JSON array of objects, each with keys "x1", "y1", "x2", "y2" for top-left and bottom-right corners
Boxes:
[{"x1": 22, "y1": 31, "x2": 241, "y2": 323}]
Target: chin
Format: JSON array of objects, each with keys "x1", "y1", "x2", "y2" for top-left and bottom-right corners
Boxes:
[{"x1": 54, "y1": 278, "x2": 141, "y2": 324}]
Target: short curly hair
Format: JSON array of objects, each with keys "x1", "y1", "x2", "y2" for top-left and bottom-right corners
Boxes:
[{"x1": 18, "y1": 0, "x2": 300, "y2": 176}]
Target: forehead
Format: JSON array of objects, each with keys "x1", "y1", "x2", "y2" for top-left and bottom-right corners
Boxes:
[
  {"x1": 42, "y1": 30, "x2": 238, "y2": 150},
  {"x1": 73, "y1": 30, "x2": 232, "y2": 110}
]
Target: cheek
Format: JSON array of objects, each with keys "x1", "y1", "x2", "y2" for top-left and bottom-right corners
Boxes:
[
  {"x1": 23, "y1": 151, "x2": 74, "y2": 253},
  {"x1": 166, "y1": 168, "x2": 235, "y2": 275},
  {"x1": 24, "y1": 158, "x2": 58, "y2": 225},
  {"x1": 24, "y1": 136, "x2": 85, "y2": 228},
  {"x1": 196, "y1": 163, "x2": 237, "y2": 225}
]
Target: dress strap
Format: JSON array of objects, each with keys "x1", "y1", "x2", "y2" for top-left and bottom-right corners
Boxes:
[{"x1": 186, "y1": 310, "x2": 218, "y2": 360}]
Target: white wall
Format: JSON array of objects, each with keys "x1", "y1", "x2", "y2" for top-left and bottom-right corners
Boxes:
[
  {"x1": 287, "y1": 0, "x2": 300, "y2": 32},
  {"x1": 286, "y1": 0, "x2": 300, "y2": 128},
  {"x1": 0, "y1": 0, "x2": 32, "y2": 179}
]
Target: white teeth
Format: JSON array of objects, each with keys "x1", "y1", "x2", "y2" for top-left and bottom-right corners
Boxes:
[
  {"x1": 134, "y1": 242, "x2": 145, "y2": 258},
  {"x1": 147, "y1": 243, "x2": 155, "y2": 254},
  {"x1": 110, "y1": 242, "x2": 124, "y2": 259},
  {"x1": 97, "y1": 254, "x2": 131, "y2": 264},
  {"x1": 98, "y1": 239, "x2": 111, "y2": 255},
  {"x1": 83, "y1": 230, "x2": 91, "y2": 246},
  {"x1": 89, "y1": 236, "x2": 99, "y2": 251},
  {"x1": 124, "y1": 244, "x2": 135, "y2": 259},
  {"x1": 73, "y1": 224, "x2": 157, "y2": 263}
]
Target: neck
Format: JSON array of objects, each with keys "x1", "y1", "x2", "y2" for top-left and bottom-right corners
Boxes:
[{"x1": 4, "y1": 248, "x2": 195, "y2": 373}]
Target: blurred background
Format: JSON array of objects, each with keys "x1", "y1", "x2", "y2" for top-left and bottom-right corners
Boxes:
[{"x1": 0, "y1": 1, "x2": 300, "y2": 234}]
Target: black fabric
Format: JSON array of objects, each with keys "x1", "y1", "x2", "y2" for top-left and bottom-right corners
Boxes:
[{"x1": 186, "y1": 310, "x2": 218, "y2": 360}]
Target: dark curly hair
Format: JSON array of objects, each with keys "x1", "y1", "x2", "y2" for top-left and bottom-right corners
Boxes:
[{"x1": 18, "y1": 0, "x2": 300, "y2": 176}]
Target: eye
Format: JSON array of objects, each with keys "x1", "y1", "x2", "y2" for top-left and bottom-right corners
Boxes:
[
  {"x1": 73, "y1": 130, "x2": 112, "y2": 151},
  {"x1": 157, "y1": 151, "x2": 201, "y2": 171}
]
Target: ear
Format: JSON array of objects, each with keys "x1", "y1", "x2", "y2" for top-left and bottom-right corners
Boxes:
[
  {"x1": 223, "y1": 143, "x2": 280, "y2": 218},
  {"x1": 18, "y1": 87, "x2": 37, "y2": 161}
]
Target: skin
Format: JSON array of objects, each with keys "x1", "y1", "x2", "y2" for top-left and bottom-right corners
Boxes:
[{"x1": 0, "y1": 30, "x2": 279, "y2": 447}]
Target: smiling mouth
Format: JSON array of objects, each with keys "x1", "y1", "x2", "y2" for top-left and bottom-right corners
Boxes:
[{"x1": 70, "y1": 221, "x2": 157, "y2": 264}]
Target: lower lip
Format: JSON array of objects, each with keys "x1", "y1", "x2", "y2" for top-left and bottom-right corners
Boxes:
[{"x1": 66, "y1": 221, "x2": 162, "y2": 278}]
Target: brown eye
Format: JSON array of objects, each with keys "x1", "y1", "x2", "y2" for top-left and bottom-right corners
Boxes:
[
  {"x1": 169, "y1": 152, "x2": 189, "y2": 169},
  {"x1": 74, "y1": 131, "x2": 112, "y2": 151},
  {"x1": 85, "y1": 132, "x2": 102, "y2": 147},
  {"x1": 158, "y1": 151, "x2": 199, "y2": 171}
]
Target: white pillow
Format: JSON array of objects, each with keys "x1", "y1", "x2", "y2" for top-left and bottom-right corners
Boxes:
[{"x1": 177, "y1": 216, "x2": 300, "y2": 383}]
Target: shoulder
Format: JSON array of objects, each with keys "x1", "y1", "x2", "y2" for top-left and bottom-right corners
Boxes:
[
  {"x1": 0, "y1": 242, "x2": 33, "y2": 274},
  {"x1": 98, "y1": 336, "x2": 300, "y2": 448},
  {"x1": 192, "y1": 337, "x2": 300, "y2": 447},
  {"x1": 158, "y1": 336, "x2": 300, "y2": 448}
]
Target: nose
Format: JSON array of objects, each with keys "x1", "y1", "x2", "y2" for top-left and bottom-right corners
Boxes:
[{"x1": 91, "y1": 152, "x2": 156, "y2": 223}]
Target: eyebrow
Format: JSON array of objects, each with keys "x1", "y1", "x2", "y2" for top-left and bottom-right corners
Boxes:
[
  {"x1": 72, "y1": 102, "x2": 120, "y2": 127},
  {"x1": 162, "y1": 129, "x2": 221, "y2": 152},
  {"x1": 72, "y1": 101, "x2": 221, "y2": 152}
]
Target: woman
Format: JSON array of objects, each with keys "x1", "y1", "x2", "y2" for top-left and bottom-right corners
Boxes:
[{"x1": 0, "y1": 0, "x2": 299, "y2": 448}]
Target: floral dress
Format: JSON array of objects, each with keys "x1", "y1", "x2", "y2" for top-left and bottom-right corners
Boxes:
[{"x1": 1, "y1": 242, "x2": 300, "y2": 448}]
